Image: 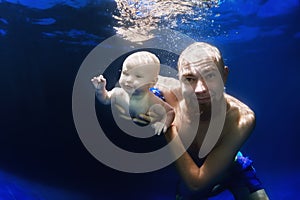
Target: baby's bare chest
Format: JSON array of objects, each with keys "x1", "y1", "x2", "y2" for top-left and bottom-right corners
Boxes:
[{"x1": 129, "y1": 95, "x2": 150, "y2": 117}]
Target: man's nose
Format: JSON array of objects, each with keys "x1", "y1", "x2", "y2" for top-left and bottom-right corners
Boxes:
[{"x1": 195, "y1": 79, "x2": 208, "y2": 93}]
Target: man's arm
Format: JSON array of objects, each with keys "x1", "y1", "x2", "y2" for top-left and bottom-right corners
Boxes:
[
  {"x1": 148, "y1": 93, "x2": 175, "y2": 134},
  {"x1": 165, "y1": 111, "x2": 255, "y2": 192}
]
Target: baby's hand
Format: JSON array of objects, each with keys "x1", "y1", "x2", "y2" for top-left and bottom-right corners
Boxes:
[
  {"x1": 151, "y1": 122, "x2": 168, "y2": 135},
  {"x1": 91, "y1": 75, "x2": 106, "y2": 90}
]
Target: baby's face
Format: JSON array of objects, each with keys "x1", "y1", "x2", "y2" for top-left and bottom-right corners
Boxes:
[{"x1": 119, "y1": 64, "x2": 158, "y2": 94}]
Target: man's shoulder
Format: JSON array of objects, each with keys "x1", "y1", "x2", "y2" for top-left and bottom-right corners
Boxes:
[
  {"x1": 156, "y1": 75, "x2": 180, "y2": 90},
  {"x1": 156, "y1": 75, "x2": 182, "y2": 105},
  {"x1": 217, "y1": 94, "x2": 255, "y2": 149},
  {"x1": 225, "y1": 94, "x2": 255, "y2": 132}
]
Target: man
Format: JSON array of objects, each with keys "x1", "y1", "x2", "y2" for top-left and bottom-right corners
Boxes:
[{"x1": 163, "y1": 42, "x2": 269, "y2": 199}]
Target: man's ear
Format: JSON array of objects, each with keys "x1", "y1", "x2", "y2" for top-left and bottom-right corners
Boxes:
[{"x1": 223, "y1": 66, "x2": 229, "y2": 84}]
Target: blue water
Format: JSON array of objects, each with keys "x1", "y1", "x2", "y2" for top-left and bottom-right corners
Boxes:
[{"x1": 1, "y1": 0, "x2": 300, "y2": 199}]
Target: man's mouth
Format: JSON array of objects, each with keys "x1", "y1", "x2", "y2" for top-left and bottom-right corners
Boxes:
[{"x1": 197, "y1": 96, "x2": 211, "y2": 103}]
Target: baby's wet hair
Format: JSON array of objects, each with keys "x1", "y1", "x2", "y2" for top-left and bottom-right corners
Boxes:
[{"x1": 122, "y1": 51, "x2": 160, "y2": 76}]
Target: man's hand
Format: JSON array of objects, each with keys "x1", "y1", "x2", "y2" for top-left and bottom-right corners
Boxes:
[
  {"x1": 138, "y1": 111, "x2": 161, "y2": 124},
  {"x1": 138, "y1": 111, "x2": 167, "y2": 135},
  {"x1": 113, "y1": 103, "x2": 131, "y2": 121},
  {"x1": 114, "y1": 103, "x2": 151, "y2": 125},
  {"x1": 151, "y1": 122, "x2": 167, "y2": 135}
]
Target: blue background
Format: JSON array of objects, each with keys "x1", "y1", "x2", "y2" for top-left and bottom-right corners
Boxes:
[{"x1": 1, "y1": 0, "x2": 299, "y2": 199}]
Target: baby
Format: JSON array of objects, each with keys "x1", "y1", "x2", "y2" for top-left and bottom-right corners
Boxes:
[{"x1": 91, "y1": 51, "x2": 175, "y2": 135}]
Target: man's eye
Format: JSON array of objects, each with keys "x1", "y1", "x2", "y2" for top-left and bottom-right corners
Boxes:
[
  {"x1": 183, "y1": 77, "x2": 195, "y2": 82},
  {"x1": 205, "y1": 73, "x2": 215, "y2": 79}
]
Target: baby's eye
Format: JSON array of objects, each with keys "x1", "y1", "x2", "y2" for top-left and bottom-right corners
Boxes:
[
  {"x1": 136, "y1": 75, "x2": 143, "y2": 78},
  {"x1": 122, "y1": 71, "x2": 129, "y2": 76}
]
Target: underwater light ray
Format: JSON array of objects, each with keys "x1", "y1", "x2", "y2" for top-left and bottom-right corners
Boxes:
[{"x1": 113, "y1": 0, "x2": 222, "y2": 42}]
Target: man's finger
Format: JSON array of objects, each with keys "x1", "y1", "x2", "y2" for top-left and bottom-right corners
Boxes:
[
  {"x1": 139, "y1": 111, "x2": 162, "y2": 123},
  {"x1": 114, "y1": 104, "x2": 126, "y2": 114},
  {"x1": 138, "y1": 113, "x2": 152, "y2": 123},
  {"x1": 133, "y1": 117, "x2": 150, "y2": 125},
  {"x1": 119, "y1": 114, "x2": 132, "y2": 121}
]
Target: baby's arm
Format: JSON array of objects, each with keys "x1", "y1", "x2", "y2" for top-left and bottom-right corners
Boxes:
[{"x1": 91, "y1": 75, "x2": 115, "y2": 105}]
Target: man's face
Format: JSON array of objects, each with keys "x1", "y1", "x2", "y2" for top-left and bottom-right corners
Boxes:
[{"x1": 179, "y1": 60, "x2": 226, "y2": 106}]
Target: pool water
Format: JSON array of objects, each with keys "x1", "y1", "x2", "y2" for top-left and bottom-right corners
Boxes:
[{"x1": 1, "y1": 0, "x2": 299, "y2": 199}]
